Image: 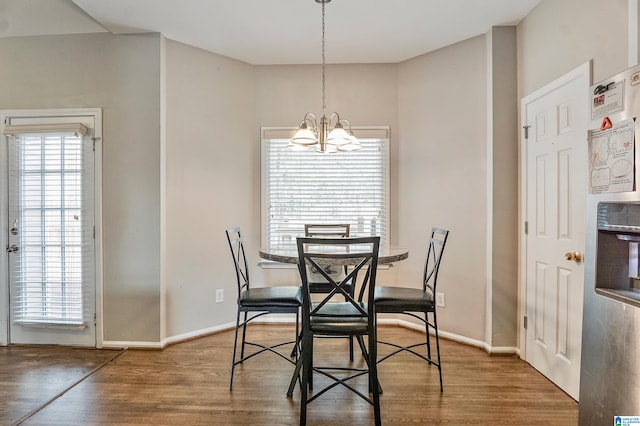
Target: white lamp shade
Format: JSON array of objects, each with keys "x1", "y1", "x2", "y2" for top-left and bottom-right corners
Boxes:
[
  {"x1": 291, "y1": 126, "x2": 318, "y2": 145},
  {"x1": 326, "y1": 126, "x2": 351, "y2": 146},
  {"x1": 338, "y1": 141, "x2": 362, "y2": 151},
  {"x1": 287, "y1": 142, "x2": 312, "y2": 151}
]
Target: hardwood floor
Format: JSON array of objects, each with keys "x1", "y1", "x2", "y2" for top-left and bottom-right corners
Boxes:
[{"x1": 1, "y1": 325, "x2": 577, "y2": 425}]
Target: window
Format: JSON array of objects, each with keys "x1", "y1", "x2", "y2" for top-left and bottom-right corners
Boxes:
[
  {"x1": 7, "y1": 127, "x2": 93, "y2": 326},
  {"x1": 261, "y1": 126, "x2": 389, "y2": 251},
  {"x1": 3, "y1": 118, "x2": 96, "y2": 331},
  {"x1": 1, "y1": 109, "x2": 100, "y2": 346}
]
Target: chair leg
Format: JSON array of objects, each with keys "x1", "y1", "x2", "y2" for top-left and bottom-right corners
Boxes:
[
  {"x1": 229, "y1": 310, "x2": 242, "y2": 391},
  {"x1": 308, "y1": 337, "x2": 314, "y2": 390},
  {"x1": 343, "y1": 293, "x2": 355, "y2": 362},
  {"x1": 356, "y1": 335, "x2": 367, "y2": 370},
  {"x1": 295, "y1": 311, "x2": 300, "y2": 360},
  {"x1": 369, "y1": 330, "x2": 382, "y2": 426},
  {"x1": 290, "y1": 310, "x2": 302, "y2": 359},
  {"x1": 240, "y1": 311, "x2": 249, "y2": 361},
  {"x1": 432, "y1": 311, "x2": 443, "y2": 392},
  {"x1": 287, "y1": 356, "x2": 303, "y2": 397},
  {"x1": 425, "y1": 312, "x2": 432, "y2": 363},
  {"x1": 287, "y1": 312, "x2": 304, "y2": 397},
  {"x1": 356, "y1": 335, "x2": 383, "y2": 395},
  {"x1": 300, "y1": 331, "x2": 313, "y2": 426},
  {"x1": 291, "y1": 331, "x2": 301, "y2": 358},
  {"x1": 349, "y1": 336, "x2": 354, "y2": 361}
]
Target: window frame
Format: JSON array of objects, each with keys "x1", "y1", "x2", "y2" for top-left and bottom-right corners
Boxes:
[
  {"x1": 0, "y1": 108, "x2": 102, "y2": 346},
  {"x1": 260, "y1": 126, "x2": 390, "y2": 262}
]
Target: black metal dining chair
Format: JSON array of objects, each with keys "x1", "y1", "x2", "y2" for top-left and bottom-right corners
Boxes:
[
  {"x1": 288, "y1": 236, "x2": 382, "y2": 426},
  {"x1": 374, "y1": 227, "x2": 449, "y2": 391},
  {"x1": 303, "y1": 224, "x2": 352, "y2": 294},
  {"x1": 303, "y1": 223, "x2": 355, "y2": 360},
  {"x1": 225, "y1": 226, "x2": 302, "y2": 391}
]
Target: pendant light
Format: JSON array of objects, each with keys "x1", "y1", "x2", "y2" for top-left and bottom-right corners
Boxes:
[{"x1": 289, "y1": 0, "x2": 361, "y2": 153}]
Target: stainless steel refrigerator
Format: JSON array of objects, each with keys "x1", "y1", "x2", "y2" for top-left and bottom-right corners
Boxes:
[{"x1": 579, "y1": 64, "x2": 640, "y2": 424}]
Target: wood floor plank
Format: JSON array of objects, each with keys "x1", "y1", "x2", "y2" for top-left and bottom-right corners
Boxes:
[
  {"x1": 0, "y1": 346, "x2": 124, "y2": 425},
  {"x1": 1, "y1": 325, "x2": 578, "y2": 425}
]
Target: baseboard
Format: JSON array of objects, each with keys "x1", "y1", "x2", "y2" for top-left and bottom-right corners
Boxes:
[
  {"x1": 102, "y1": 321, "x2": 237, "y2": 349},
  {"x1": 102, "y1": 316, "x2": 299, "y2": 349},
  {"x1": 102, "y1": 316, "x2": 517, "y2": 355},
  {"x1": 377, "y1": 318, "x2": 518, "y2": 355},
  {"x1": 100, "y1": 340, "x2": 162, "y2": 350},
  {"x1": 161, "y1": 322, "x2": 238, "y2": 347}
]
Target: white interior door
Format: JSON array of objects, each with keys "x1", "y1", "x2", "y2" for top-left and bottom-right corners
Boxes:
[
  {"x1": 2, "y1": 110, "x2": 100, "y2": 347},
  {"x1": 521, "y1": 63, "x2": 589, "y2": 400}
]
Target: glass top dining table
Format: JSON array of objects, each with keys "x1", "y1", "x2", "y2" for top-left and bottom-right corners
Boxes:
[{"x1": 258, "y1": 246, "x2": 409, "y2": 265}]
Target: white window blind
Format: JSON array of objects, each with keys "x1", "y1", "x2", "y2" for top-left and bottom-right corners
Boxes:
[
  {"x1": 261, "y1": 127, "x2": 389, "y2": 251},
  {"x1": 7, "y1": 128, "x2": 94, "y2": 326}
]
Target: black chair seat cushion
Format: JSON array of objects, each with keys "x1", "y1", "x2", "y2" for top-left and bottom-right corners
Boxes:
[
  {"x1": 310, "y1": 302, "x2": 368, "y2": 335},
  {"x1": 240, "y1": 286, "x2": 302, "y2": 308},
  {"x1": 374, "y1": 286, "x2": 434, "y2": 313}
]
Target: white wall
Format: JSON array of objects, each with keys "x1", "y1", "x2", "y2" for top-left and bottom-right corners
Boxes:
[
  {"x1": 164, "y1": 39, "x2": 255, "y2": 338},
  {"x1": 487, "y1": 27, "x2": 519, "y2": 348},
  {"x1": 397, "y1": 35, "x2": 489, "y2": 342},
  {"x1": 162, "y1": 46, "x2": 505, "y2": 349},
  {"x1": 110, "y1": 0, "x2": 634, "y2": 347},
  {"x1": 252, "y1": 64, "x2": 400, "y2": 287},
  {"x1": 0, "y1": 33, "x2": 163, "y2": 343},
  {"x1": 0, "y1": 4, "x2": 547, "y2": 348},
  {"x1": 518, "y1": 0, "x2": 628, "y2": 98},
  {"x1": 157, "y1": 0, "x2": 634, "y2": 349},
  {"x1": 0, "y1": 32, "x2": 502, "y2": 347}
]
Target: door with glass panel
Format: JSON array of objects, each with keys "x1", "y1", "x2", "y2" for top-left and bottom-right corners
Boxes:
[{"x1": 3, "y1": 112, "x2": 98, "y2": 346}]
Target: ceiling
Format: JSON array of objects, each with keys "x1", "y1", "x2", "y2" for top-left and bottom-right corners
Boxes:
[{"x1": 69, "y1": 0, "x2": 541, "y2": 65}]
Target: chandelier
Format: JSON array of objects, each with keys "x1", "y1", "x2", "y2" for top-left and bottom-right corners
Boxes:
[{"x1": 289, "y1": 0, "x2": 361, "y2": 153}]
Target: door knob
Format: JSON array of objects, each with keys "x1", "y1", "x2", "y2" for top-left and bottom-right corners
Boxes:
[{"x1": 565, "y1": 251, "x2": 582, "y2": 263}]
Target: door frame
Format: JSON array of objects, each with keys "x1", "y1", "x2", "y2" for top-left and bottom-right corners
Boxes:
[
  {"x1": 0, "y1": 108, "x2": 103, "y2": 347},
  {"x1": 518, "y1": 61, "x2": 591, "y2": 359}
]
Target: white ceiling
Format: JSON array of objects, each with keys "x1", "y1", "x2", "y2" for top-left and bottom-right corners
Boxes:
[{"x1": 68, "y1": 0, "x2": 541, "y2": 65}]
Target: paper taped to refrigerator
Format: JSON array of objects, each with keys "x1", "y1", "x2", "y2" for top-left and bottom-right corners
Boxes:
[{"x1": 588, "y1": 118, "x2": 635, "y2": 194}]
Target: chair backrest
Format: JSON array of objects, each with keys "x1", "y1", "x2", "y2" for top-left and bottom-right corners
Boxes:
[
  {"x1": 225, "y1": 227, "x2": 250, "y2": 301},
  {"x1": 297, "y1": 236, "x2": 380, "y2": 319},
  {"x1": 423, "y1": 227, "x2": 449, "y2": 296},
  {"x1": 304, "y1": 223, "x2": 350, "y2": 238},
  {"x1": 303, "y1": 224, "x2": 351, "y2": 288}
]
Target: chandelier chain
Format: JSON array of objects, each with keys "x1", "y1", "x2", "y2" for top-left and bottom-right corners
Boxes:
[
  {"x1": 289, "y1": 0, "x2": 360, "y2": 153},
  {"x1": 321, "y1": 0, "x2": 326, "y2": 115}
]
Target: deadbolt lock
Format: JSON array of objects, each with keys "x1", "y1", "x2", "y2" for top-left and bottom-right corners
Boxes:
[{"x1": 565, "y1": 251, "x2": 582, "y2": 263}]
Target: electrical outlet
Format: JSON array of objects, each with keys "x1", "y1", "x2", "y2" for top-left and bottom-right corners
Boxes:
[
  {"x1": 216, "y1": 289, "x2": 224, "y2": 303},
  {"x1": 436, "y1": 292, "x2": 445, "y2": 308}
]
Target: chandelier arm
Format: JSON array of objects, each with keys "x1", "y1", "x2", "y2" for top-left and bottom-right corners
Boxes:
[
  {"x1": 339, "y1": 117, "x2": 353, "y2": 132},
  {"x1": 328, "y1": 112, "x2": 341, "y2": 128},
  {"x1": 302, "y1": 112, "x2": 319, "y2": 131}
]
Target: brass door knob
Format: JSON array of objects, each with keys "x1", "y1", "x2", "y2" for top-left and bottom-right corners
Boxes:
[{"x1": 565, "y1": 251, "x2": 582, "y2": 263}]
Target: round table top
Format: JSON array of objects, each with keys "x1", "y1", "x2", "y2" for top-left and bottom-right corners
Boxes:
[{"x1": 258, "y1": 247, "x2": 409, "y2": 265}]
